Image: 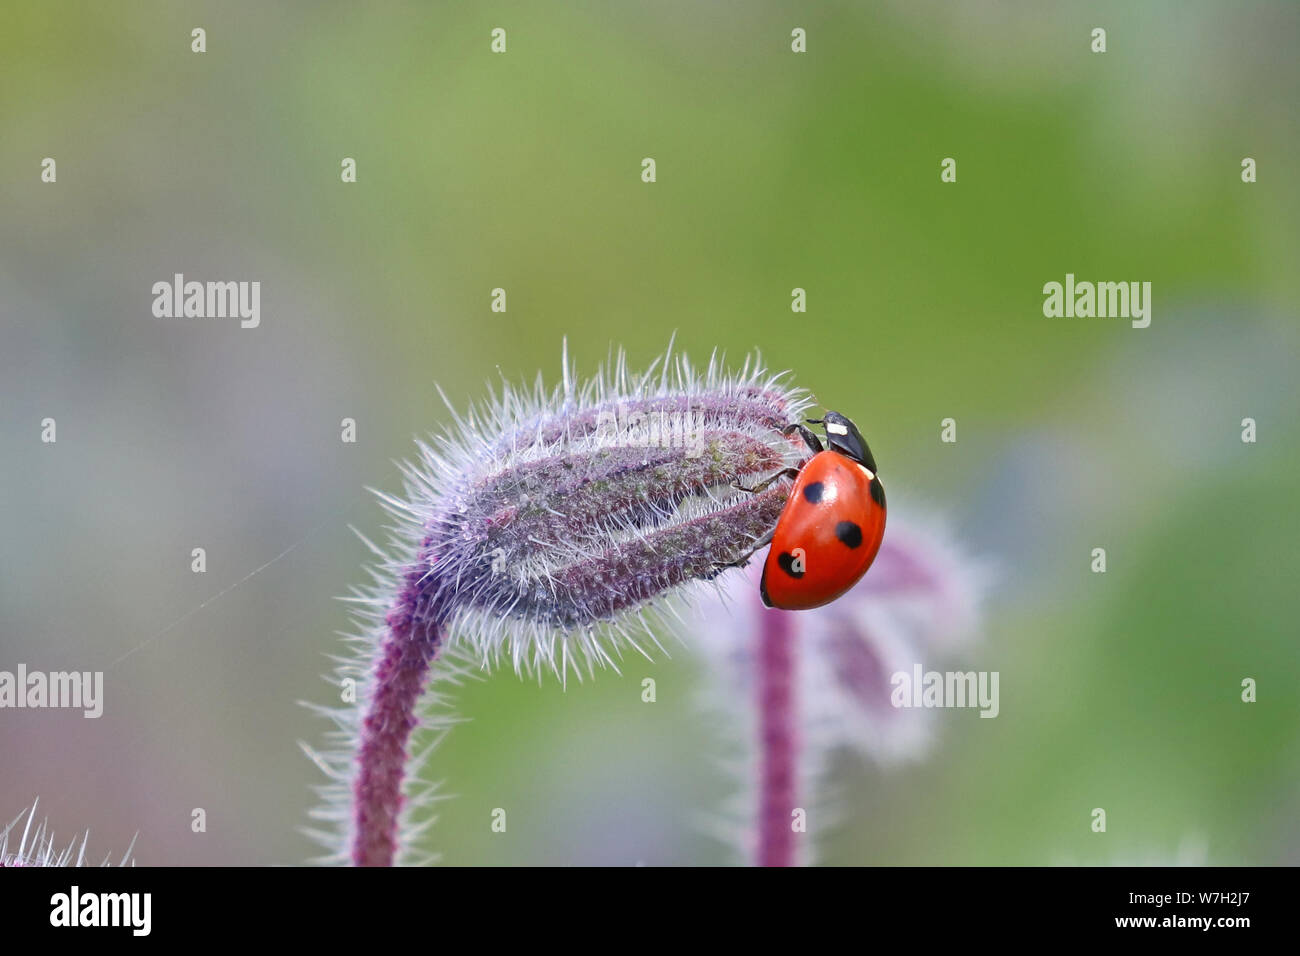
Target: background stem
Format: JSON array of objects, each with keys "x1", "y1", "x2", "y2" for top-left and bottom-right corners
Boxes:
[
  {"x1": 756, "y1": 605, "x2": 798, "y2": 867},
  {"x1": 351, "y1": 588, "x2": 442, "y2": 867}
]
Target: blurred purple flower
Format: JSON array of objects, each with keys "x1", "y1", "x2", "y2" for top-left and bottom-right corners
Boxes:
[{"x1": 690, "y1": 506, "x2": 989, "y2": 862}]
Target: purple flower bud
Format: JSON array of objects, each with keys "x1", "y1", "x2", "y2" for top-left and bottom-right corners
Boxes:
[
  {"x1": 306, "y1": 347, "x2": 813, "y2": 865},
  {"x1": 374, "y1": 350, "x2": 812, "y2": 677}
]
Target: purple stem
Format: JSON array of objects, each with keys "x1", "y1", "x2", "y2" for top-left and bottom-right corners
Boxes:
[
  {"x1": 351, "y1": 567, "x2": 443, "y2": 867},
  {"x1": 757, "y1": 604, "x2": 798, "y2": 867}
]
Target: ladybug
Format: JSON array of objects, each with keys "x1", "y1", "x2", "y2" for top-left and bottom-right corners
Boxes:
[{"x1": 758, "y1": 411, "x2": 886, "y2": 611}]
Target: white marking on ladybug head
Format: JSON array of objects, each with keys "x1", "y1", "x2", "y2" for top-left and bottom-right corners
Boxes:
[{"x1": 826, "y1": 422, "x2": 849, "y2": 436}]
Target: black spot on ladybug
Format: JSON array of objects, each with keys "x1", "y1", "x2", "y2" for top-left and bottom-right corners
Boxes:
[
  {"x1": 776, "y1": 551, "x2": 805, "y2": 578},
  {"x1": 870, "y1": 476, "x2": 886, "y2": 508},
  {"x1": 759, "y1": 573, "x2": 773, "y2": 607},
  {"x1": 835, "y1": 521, "x2": 863, "y2": 549},
  {"x1": 802, "y1": 481, "x2": 825, "y2": 504}
]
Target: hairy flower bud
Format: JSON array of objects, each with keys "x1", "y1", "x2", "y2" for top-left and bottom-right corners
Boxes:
[{"x1": 383, "y1": 349, "x2": 812, "y2": 677}]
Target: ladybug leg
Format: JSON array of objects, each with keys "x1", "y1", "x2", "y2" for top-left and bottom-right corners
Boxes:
[
  {"x1": 707, "y1": 528, "x2": 774, "y2": 576},
  {"x1": 783, "y1": 422, "x2": 823, "y2": 455},
  {"x1": 732, "y1": 467, "x2": 799, "y2": 494}
]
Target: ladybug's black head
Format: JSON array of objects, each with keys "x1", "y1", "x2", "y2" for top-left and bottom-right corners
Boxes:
[{"x1": 811, "y1": 411, "x2": 878, "y2": 473}]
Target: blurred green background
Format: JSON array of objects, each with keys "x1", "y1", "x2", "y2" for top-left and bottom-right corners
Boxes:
[{"x1": 1, "y1": 1, "x2": 1297, "y2": 865}]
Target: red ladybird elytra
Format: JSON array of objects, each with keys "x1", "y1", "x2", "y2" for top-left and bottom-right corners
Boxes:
[{"x1": 759, "y1": 411, "x2": 886, "y2": 611}]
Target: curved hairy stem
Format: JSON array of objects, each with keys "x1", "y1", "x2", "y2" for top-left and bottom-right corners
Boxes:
[{"x1": 351, "y1": 571, "x2": 443, "y2": 867}]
